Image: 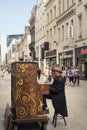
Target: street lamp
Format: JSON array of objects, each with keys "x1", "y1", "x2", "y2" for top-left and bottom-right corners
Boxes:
[{"x1": 54, "y1": 41, "x2": 58, "y2": 64}]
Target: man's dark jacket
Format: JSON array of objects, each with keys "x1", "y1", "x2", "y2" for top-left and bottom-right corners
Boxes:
[{"x1": 49, "y1": 76, "x2": 68, "y2": 117}]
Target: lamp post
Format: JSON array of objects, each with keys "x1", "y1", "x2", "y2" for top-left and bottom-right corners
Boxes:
[{"x1": 54, "y1": 41, "x2": 58, "y2": 64}]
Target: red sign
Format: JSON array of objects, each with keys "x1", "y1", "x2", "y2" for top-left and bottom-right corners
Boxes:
[
  {"x1": 44, "y1": 42, "x2": 49, "y2": 50},
  {"x1": 46, "y1": 50, "x2": 56, "y2": 57},
  {"x1": 81, "y1": 49, "x2": 87, "y2": 55}
]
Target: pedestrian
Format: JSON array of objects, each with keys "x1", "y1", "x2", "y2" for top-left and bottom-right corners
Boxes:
[
  {"x1": 44, "y1": 67, "x2": 49, "y2": 80},
  {"x1": 48, "y1": 67, "x2": 52, "y2": 82},
  {"x1": 74, "y1": 66, "x2": 80, "y2": 86},
  {"x1": 68, "y1": 66, "x2": 76, "y2": 87},
  {"x1": 62, "y1": 67, "x2": 67, "y2": 83},
  {"x1": 43, "y1": 65, "x2": 68, "y2": 117},
  {"x1": 37, "y1": 68, "x2": 41, "y2": 79}
]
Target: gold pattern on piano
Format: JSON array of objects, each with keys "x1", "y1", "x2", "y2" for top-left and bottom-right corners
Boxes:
[
  {"x1": 30, "y1": 93, "x2": 37, "y2": 115},
  {"x1": 37, "y1": 95, "x2": 42, "y2": 112},
  {"x1": 17, "y1": 87, "x2": 37, "y2": 116},
  {"x1": 18, "y1": 87, "x2": 30, "y2": 105},
  {"x1": 18, "y1": 79, "x2": 23, "y2": 86},
  {"x1": 20, "y1": 64, "x2": 25, "y2": 72},
  {"x1": 16, "y1": 107, "x2": 28, "y2": 118},
  {"x1": 12, "y1": 62, "x2": 49, "y2": 119}
]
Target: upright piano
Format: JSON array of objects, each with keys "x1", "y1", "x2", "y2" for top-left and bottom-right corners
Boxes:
[{"x1": 11, "y1": 61, "x2": 49, "y2": 130}]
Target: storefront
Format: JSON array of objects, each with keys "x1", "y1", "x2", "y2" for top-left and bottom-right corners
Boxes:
[
  {"x1": 59, "y1": 50, "x2": 73, "y2": 68},
  {"x1": 45, "y1": 49, "x2": 56, "y2": 68},
  {"x1": 75, "y1": 46, "x2": 87, "y2": 80}
]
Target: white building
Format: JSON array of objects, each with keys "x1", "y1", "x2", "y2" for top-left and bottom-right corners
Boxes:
[
  {"x1": 0, "y1": 34, "x2": 6, "y2": 65},
  {"x1": 35, "y1": 0, "x2": 47, "y2": 70}
]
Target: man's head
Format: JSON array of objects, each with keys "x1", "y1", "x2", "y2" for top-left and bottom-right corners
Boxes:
[{"x1": 52, "y1": 65, "x2": 62, "y2": 77}]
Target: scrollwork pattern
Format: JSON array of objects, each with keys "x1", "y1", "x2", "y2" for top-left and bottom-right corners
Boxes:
[
  {"x1": 29, "y1": 93, "x2": 37, "y2": 115},
  {"x1": 16, "y1": 107, "x2": 28, "y2": 118},
  {"x1": 37, "y1": 94, "x2": 42, "y2": 112}
]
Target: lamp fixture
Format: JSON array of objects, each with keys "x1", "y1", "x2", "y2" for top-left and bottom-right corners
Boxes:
[{"x1": 54, "y1": 41, "x2": 58, "y2": 46}]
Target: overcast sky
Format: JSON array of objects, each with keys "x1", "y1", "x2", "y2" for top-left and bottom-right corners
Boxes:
[{"x1": 0, "y1": 0, "x2": 36, "y2": 35}]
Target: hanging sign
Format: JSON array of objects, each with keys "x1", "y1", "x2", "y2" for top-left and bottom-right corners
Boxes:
[{"x1": 81, "y1": 49, "x2": 87, "y2": 55}]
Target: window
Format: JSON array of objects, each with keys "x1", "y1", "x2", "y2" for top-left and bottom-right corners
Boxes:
[
  {"x1": 67, "y1": 0, "x2": 69, "y2": 8},
  {"x1": 59, "y1": 0, "x2": 61, "y2": 15},
  {"x1": 50, "y1": 10, "x2": 52, "y2": 21},
  {"x1": 47, "y1": 13, "x2": 49, "y2": 24},
  {"x1": 47, "y1": 31, "x2": 49, "y2": 39},
  {"x1": 62, "y1": 25, "x2": 64, "y2": 40},
  {"x1": 78, "y1": 15, "x2": 82, "y2": 39},
  {"x1": 63, "y1": 0, "x2": 64, "y2": 12},
  {"x1": 50, "y1": 28, "x2": 52, "y2": 37},
  {"x1": 54, "y1": 26, "x2": 56, "y2": 35},
  {"x1": 72, "y1": 0, "x2": 74, "y2": 4},
  {"x1": 58, "y1": 28, "x2": 60, "y2": 41},
  {"x1": 68, "y1": 25, "x2": 73, "y2": 38},
  {"x1": 66, "y1": 22, "x2": 68, "y2": 38},
  {"x1": 68, "y1": 20, "x2": 74, "y2": 38},
  {"x1": 54, "y1": 6, "x2": 56, "y2": 18}
]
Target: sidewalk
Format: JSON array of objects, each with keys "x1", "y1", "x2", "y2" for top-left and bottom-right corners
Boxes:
[
  {"x1": 0, "y1": 75, "x2": 87, "y2": 130},
  {"x1": 46, "y1": 80, "x2": 87, "y2": 130}
]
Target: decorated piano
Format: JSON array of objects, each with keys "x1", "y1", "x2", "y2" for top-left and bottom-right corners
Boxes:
[{"x1": 10, "y1": 61, "x2": 49, "y2": 130}]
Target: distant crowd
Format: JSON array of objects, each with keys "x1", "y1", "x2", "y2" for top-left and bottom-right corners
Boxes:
[
  {"x1": 37, "y1": 65, "x2": 80, "y2": 86},
  {"x1": 0, "y1": 67, "x2": 11, "y2": 77}
]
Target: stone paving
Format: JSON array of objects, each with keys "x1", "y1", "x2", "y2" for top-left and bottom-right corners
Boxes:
[{"x1": 0, "y1": 74, "x2": 87, "y2": 130}]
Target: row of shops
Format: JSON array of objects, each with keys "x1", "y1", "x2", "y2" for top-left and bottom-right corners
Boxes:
[{"x1": 45, "y1": 46, "x2": 87, "y2": 80}]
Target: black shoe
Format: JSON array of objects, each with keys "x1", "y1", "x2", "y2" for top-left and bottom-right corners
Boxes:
[{"x1": 43, "y1": 108, "x2": 49, "y2": 114}]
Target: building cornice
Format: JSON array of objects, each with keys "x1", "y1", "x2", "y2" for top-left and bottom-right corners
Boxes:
[
  {"x1": 56, "y1": 3, "x2": 76, "y2": 25},
  {"x1": 45, "y1": 0, "x2": 52, "y2": 7},
  {"x1": 29, "y1": 15, "x2": 35, "y2": 24}
]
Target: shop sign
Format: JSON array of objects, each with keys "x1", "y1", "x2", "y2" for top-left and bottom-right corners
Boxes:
[
  {"x1": 44, "y1": 42, "x2": 49, "y2": 50},
  {"x1": 46, "y1": 50, "x2": 56, "y2": 57},
  {"x1": 81, "y1": 49, "x2": 87, "y2": 55}
]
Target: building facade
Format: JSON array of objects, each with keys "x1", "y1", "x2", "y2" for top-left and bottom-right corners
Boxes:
[
  {"x1": 19, "y1": 26, "x2": 31, "y2": 61},
  {"x1": 45, "y1": 0, "x2": 57, "y2": 68},
  {"x1": 55, "y1": 0, "x2": 76, "y2": 67},
  {"x1": 6, "y1": 34, "x2": 23, "y2": 65},
  {"x1": 6, "y1": 28, "x2": 31, "y2": 65},
  {"x1": 29, "y1": 5, "x2": 37, "y2": 61},
  {"x1": 75, "y1": 0, "x2": 87, "y2": 79},
  {"x1": 35, "y1": 0, "x2": 47, "y2": 69}
]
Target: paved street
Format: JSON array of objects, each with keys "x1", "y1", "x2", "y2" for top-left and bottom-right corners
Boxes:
[{"x1": 0, "y1": 74, "x2": 87, "y2": 130}]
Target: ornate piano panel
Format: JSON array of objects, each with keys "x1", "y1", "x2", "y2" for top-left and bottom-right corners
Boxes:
[{"x1": 11, "y1": 62, "x2": 49, "y2": 120}]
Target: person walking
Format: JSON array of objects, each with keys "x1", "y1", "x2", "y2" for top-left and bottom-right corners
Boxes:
[
  {"x1": 44, "y1": 67, "x2": 49, "y2": 81},
  {"x1": 48, "y1": 67, "x2": 52, "y2": 82},
  {"x1": 74, "y1": 66, "x2": 80, "y2": 86},
  {"x1": 68, "y1": 66, "x2": 76, "y2": 87},
  {"x1": 43, "y1": 65, "x2": 68, "y2": 118},
  {"x1": 37, "y1": 68, "x2": 41, "y2": 80}
]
